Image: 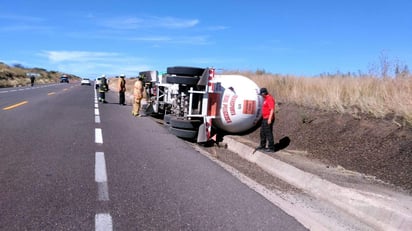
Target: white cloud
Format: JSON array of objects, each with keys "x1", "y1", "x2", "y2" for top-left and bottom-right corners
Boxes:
[
  {"x1": 39, "y1": 50, "x2": 151, "y2": 77},
  {"x1": 42, "y1": 51, "x2": 120, "y2": 63},
  {"x1": 206, "y1": 25, "x2": 229, "y2": 31},
  {"x1": 0, "y1": 14, "x2": 44, "y2": 22},
  {"x1": 0, "y1": 24, "x2": 52, "y2": 32},
  {"x1": 153, "y1": 16, "x2": 199, "y2": 28},
  {"x1": 0, "y1": 14, "x2": 50, "y2": 32},
  {"x1": 128, "y1": 35, "x2": 210, "y2": 45},
  {"x1": 102, "y1": 16, "x2": 199, "y2": 30},
  {"x1": 128, "y1": 36, "x2": 172, "y2": 42}
]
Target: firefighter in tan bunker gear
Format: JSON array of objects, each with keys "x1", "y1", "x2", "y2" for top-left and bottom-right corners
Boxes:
[
  {"x1": 118, "y1": 74, "x2": 126, "y2": 105},
  {"x1": 132, "y1": 76, "x2": 144, "y2": 116}
]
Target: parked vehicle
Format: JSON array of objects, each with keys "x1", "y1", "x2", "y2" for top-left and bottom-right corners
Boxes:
[
  {"x1": 81, "y1": 78, "x2": 91, "y2": 85},
  {"x1": 141, "y1": 66, "x2": 262, "y2": 143}
]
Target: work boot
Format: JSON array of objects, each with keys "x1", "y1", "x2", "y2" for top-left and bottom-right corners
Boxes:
[
  {"x1": 255, "y1": 146, "x2": 265, "y2": 150},
  {"x1": 264, "y1": 147, "x2": 275, "y2": 153}
]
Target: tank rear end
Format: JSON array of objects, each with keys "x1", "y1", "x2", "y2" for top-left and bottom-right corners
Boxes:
[{"x1": 212, "y1": 75, "x2": 262, "y2": 134}]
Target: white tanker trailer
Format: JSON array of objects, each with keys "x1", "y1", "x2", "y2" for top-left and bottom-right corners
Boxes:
[{"x1": 140, "y1": 66, "x2": 262, "y2": 143}]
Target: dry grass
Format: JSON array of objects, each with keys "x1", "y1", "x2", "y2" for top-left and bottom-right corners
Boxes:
[{"x1": 226, "y1": 71, "x2": 412, "y2": 125}]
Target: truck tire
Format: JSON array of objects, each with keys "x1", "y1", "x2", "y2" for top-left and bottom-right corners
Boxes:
[
  {"x1": 167, "y1": 66, "x2": 205, "y2": 77},
  {"x1": 166, "y1": 76, "x2": 199, "y2": 85},
  {"x1": 169, "y1": 127, "x2": 197, "y2": 140},
  {"x1": 170, "y1": 118, "x2": 202, "y2": 130}
]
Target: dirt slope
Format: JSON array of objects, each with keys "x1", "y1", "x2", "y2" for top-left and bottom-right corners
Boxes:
[{"x1": 242, "y1": 102, "x2": 412, "y2": 194}]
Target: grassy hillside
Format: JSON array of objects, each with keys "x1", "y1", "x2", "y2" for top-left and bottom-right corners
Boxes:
[{"x1": 0, "y1": 62, "x2": 80, "y2": 87}]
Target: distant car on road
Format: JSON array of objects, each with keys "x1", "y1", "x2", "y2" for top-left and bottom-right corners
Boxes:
[
  {"x1": 81, "y1": 78, "x2": 91, "y2": 86},
  {"x1": 60, "y1": 75, "x2": 69, "y2": 83}
]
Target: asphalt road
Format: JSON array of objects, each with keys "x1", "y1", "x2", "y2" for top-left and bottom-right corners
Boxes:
[{"x1": 0, "y1": 83, "x2": 307, "y2": 231}]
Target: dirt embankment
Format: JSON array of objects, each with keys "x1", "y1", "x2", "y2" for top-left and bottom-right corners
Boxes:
[{"x1": 243, "y1": 102, "x2": 412, "y2": 193}]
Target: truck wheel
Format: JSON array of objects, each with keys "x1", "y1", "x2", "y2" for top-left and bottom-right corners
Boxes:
[
  {"x1": 167, "y1": 66, "x2": 205, "y2": 76},
  {"x1": 170, "y1": 118, "x2": 202, "y2": 130},
  {"x1": 169, "y1": 127, "x2": 197, "y2": 140},
  {"x1": 166, "y1": 76, "x2": 199, "y2": 85}
]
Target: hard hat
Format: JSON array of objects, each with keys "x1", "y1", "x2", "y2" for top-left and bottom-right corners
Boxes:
[
  {"x1": 101, "y1": 74, "x2": 106, "y2": 78},
  {"x1": 120, "y1": 74, "x2": 125, "y2": 77}
]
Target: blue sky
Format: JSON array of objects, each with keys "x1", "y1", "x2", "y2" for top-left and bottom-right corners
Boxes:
[{"x1": 1, "y1": 0, "x2": 411, "y2": 78}]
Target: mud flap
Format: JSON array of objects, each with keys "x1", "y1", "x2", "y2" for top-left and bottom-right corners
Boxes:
[{"x1": 197, "y1": 123, "x2": 207, "y2": 143}]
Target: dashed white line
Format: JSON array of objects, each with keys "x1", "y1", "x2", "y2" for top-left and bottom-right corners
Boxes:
[
  {"x1": 95, "y1": 152, "x2": 109, "y2": 201},
  {"x1": 95, "y1": 128, "x2": 103, "y2": 144},
  {"x1": 95, "y1": 152, "x2": 108, "y2": 182},
  {"x1": 93, "y1": 92, "x2": 112, "y2": 228},
  {"x1": 95, "y1": 99, "x2": 100, "y2": 123},
  {"x1": 95, "y1": 213, "x2": 113, "y2": 231}
]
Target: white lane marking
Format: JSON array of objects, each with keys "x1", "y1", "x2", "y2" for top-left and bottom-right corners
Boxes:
[
  {"x1": 95, "y1": 152, "x2": 108, "y2": 182},
  {"x1": 95, "y1": 108, "x2": 100, "y2": 115},
  {"x1": 95, "y1": 213, "x2": 113, "y2": 231},
  {"x1": 95, "y1": 128, "x2": 103, "y2": 144},
  {"x1": 95, "y1": 103, "x2": 98, "y2": 108},
  {"x1": 95, "y1": 152, "x2": 109, "y2": 201},
  {"x1": 95, "y1": 115, "x2": 101, "y2": 123}
]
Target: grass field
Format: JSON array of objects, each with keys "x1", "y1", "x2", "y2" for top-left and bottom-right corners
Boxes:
[{"x1": 225, "y1": 71, "x2": 412, "y2": 126}]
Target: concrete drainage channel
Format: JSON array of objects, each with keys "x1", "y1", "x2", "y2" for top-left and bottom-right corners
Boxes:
[{"x1": 217, "y1": 135, "x2": 412, "y2": 231}]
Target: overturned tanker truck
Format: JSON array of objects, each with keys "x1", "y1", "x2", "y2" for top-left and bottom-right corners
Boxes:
[{"x1": 140, "y1": 66, "x2": 263, "y2": 143}]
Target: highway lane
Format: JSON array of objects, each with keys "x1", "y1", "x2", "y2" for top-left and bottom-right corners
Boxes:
[
  {"x1": 0, "y1": 83, "x2": 71, "y2": 109},
  {"x1": 0, "y1": 84, "x2": 307, "y2": 230},
  {"x1": 0, "y1": 83, "x2": 96, "y2": 230}
]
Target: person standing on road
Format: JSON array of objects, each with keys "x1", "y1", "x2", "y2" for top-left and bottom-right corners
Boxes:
[
  {"x1": 98, "y1": 75, "x2": 109, "y2": 103},
  {"x1": 256, "y1": 87, "x2": 276, "y2": 152},
  {"x1": 30, "y1": 75, "x2": 35, "y2": 87},
  {"x1": 132, "y1": 75, "x2": 144, "y2": 117},
  {"x1": 118, "y1": 74, "x2": 126, "y2": 105}
]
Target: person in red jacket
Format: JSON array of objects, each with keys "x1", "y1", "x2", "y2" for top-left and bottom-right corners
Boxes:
[{"x1": 256, "y1": 87, "x2": 276, "y2": 152}]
